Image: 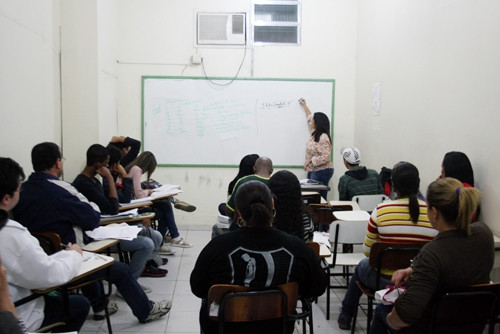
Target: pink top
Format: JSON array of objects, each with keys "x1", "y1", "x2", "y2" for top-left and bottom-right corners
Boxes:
[
  {"x1": 128, "y1": 165, "x2": 149, "y2": 199},
  {"x1": 304, "y1": 133, "x2": 333, "y2": 171}
]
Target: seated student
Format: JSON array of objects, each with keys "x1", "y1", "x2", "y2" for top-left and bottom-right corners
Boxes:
[
  {"x1": 109, "y1": 135, "x2": 196, "y2": 212},
  {"x1": 370, "y1": 177, "x2": 494, "y2": 333},
  {"x1": 105, "y1": 144, "x2": 134, "y2": 204},
  {"x1": 212, "y1": 157, "x2": 273, "y2": 239},
  {"x1": 217, "y1": 153, "x2": 260, "y2": 215},
  {"x1": 11, "y1": 143, "x2": 172, "y2": 324},
  {"x1": 439, "y1": 151, "x2": 479, "y2": 221},
  {"x1": 268, "y1": 170, "x2": 314, "y2": 241},
  {"x1": 0, "y1": 157, "x2": 90, "y2": 332},
  {"x1": 73, "y1": 144, "x2": 165, "y2": 278},
  {"x1": 125, "y1": 151, "x2": 193, "y2": 248},
  {"x1": 106, "y1": 145, "x2": 174, "y2": 260},
  {"x1": 190, "y1": 181, "x2": 327, "y2": 334},
  {"x1": 337, "y1": 162, "x2": 438, "y2": 330},
  {"x1": 338, "y1": 146, "x2": 383, "y2": 201}
]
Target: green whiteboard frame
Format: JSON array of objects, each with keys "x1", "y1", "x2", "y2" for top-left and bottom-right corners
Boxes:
[{"x1": 141, "y1": 75, "x2": 335, "y2": 168}]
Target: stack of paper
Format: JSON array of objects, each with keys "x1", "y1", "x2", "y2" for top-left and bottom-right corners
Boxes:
[
  {"x1": 313, "y1": 231, "x2": 331, "y2": 247},
  {"x1": 100, "y1": 209, "x2": 138, "y2": 222},
  {"x1": 216, "y1": 214, "x2": 231, "y2": 229},
  {"x1": 120, "y1": 198, "x2": 151, "y2": 206},
  {"x1": 85, "y1": 223, "x2": 142, "y2": 241}
]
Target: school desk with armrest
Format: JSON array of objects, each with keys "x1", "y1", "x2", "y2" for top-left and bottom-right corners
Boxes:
[{"x1": 17, "y1": 232, "x2": 115, "y2": 333}]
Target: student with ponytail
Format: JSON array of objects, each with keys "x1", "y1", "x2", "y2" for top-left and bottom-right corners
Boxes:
[
  {"x1": 371, "y1": 177, "x2": 494, "y2": 333},
  {"x1": 338, "y1": 162, "x2": 438, "y2": 330},
  {"x1": 190, "y1": 181, "x2": 327, "y2": 334}
]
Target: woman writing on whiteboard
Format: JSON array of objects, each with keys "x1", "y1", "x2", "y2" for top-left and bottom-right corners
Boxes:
[{"x1": 299, "y1": 98, "x2": 334, "y2": 202}]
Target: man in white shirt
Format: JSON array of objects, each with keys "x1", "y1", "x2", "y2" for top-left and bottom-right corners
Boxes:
[{"x1": 0, "y1": 157, "x2": 89, "y2": 332}]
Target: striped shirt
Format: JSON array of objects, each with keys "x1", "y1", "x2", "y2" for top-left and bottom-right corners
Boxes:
[{"x1": 363, "y1": 198, "x2": 438, "y2": 274}]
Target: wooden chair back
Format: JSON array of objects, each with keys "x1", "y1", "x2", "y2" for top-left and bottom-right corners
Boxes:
[
  {"x1": 307, "y1": 203, "x2": 353, "y2": 228},
  {"x1": 306, "y1": 241, "x2": 320, "y2": 260},
  {"x1": 32, "y1": 232, "x2": 63, "y2": 255},
  {"x1": 429, "y1": 290, "x2": 496, "y2": 334},
  {"x1": 207, "y1": 282, "x2": 298, "y2": 333},
  {"x1": 353, "y1": 241, "x2": 426, "y2": 333},
  {"x1": 369, "y1": 242, "x2": 426, "y2": 285}
]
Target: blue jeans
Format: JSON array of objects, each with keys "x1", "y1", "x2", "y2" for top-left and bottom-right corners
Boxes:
[
  {"x1": 153, "y1": 199, "x2": 179, "y2": 238},
  {"x1": 119, "y1": 236, "x2": 154, "y2": 279},
  {"x1": 307, "y1": 168, "x2": 334, "y2": 200},
  {"x1": 340, "y1": 258, "x2": 392, "y2": 321},
  {"x1": 41, "y1": 293, "x2": 90, "y2": 332},
  {"x1": 308, "y1": 168, "x2": 334, "y2": 231},
  {"x1": 82, "y1": 262, "x2": 152, "y2": 321}
]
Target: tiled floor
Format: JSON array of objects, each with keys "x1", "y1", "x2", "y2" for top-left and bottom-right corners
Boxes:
[{"x1": 81, "y1": 225, "x2": 368, "y2": 334}]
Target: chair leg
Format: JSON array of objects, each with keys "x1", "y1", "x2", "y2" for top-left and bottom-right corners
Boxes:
[
  {"x1": 99, "y1": 283, "x2": 113, "y2": 334},
  {"x1": 366, "y1": 297, "x2": 373, "y2": 333},
  {"x1": 350, "y1": 302, "x2": 358, "y2": 334},
  {"x1": 326, "y1": 274, "x2": 330, "y2": 320},
  {"x1": 309, "y1": 305, "x2": 314, "y2": 334}
]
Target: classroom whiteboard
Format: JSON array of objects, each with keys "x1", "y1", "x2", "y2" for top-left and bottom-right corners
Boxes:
[{"x1": 142, "y1": 76, "x2": 335, "y2": 167}]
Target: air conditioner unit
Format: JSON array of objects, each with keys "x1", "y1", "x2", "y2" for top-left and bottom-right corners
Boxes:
[{"x1": 197, "y1": 12, "x2": 246, "y2": 46}]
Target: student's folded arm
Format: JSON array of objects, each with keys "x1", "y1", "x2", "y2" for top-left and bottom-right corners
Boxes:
[{"x1": 121, "y1": 137, "x2": 141, "y2": 167}]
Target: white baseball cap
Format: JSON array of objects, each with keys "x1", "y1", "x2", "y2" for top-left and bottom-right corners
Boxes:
[{"x1": 341, "y1": 147, "x2": 361, "y2": 165}]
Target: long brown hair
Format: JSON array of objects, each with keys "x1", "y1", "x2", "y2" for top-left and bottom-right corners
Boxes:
[
  {"x1": 125, "y1": 151, "x2": 157, "y2": 185},
  {"x1": 426, "y1": 177, "x2": 481, "y2": 235}
]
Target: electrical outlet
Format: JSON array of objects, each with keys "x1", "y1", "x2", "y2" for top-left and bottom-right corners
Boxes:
[{"x1": 191, "y1": 54, "x2": 202, "y2": 65}]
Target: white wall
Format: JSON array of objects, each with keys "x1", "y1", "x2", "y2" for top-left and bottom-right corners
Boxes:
[
  {"x1": 0, "y1": 0, "x2": 61, "y2": 172},
  {"x1": 6, "y1": 1, "x2": 498, "y2": 232},
  {"x1": 354, "y1": 0, "x2": 500, "y2": 234},
  {"x1": 114, "y1": 0, "x2": 358, "y2": 225}
]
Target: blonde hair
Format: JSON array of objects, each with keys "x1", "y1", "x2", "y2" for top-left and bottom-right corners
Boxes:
[{"x1": 426, "y1": 177, "x2": 480, "y2": 235}]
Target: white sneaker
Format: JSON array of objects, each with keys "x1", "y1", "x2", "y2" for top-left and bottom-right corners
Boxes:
[
  {"x1": 139, "y1": 300, "x2": 172, "y2": 323},
  {"x1": 158, "y1": 245, "x2": 176, "y2": 255},
  {"x1": 141, "y1": 285, "x2": 152, "y2": 294},
  {"x1": 170, "y1": 237, "x2": 193, "y2": 248},
  {"x1": 93, "y1": 302, "x2": 119, "y2": 320}
]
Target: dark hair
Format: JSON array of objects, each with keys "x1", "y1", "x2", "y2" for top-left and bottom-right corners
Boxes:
[
  {"x1": 442, "y1": 151, "x2": 474, "y2": 186},
  {"x1": 427, "y1": 177, "x2": 480, "y2": 235},
  {"x1": 125, "y1": 151, "x2": 157, "y2": 183},
  {"x1": 268, "y1": 170, "x2": 304, "y2": 238},
  {"x1": 108, "y1": 141, "x2": 127, "y2": 150},
  {"x1": 31, "y1": 142, "x2": 61, "y2": 172},
  {"x1": 391, "y1": 162, "x2": 420, "y2": 223},
  {"x1": 107, "y1": 145, "x2": 123, "y2": 166},
  {"x1": 234, "y1": 181, "x2": 273, "y2": 227},
  {"x1": 228, "y1": 154, "x2": 260, "y2": 195},
  {"x1": 86, "y1": 144, "x2": 109, "y2": 166},
  {"x1": 312, "y1": 112, "x2": 332, "y2": 144},
  {"x1": 0, "y1": 157, "x2": 25, "y2": 199}
]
